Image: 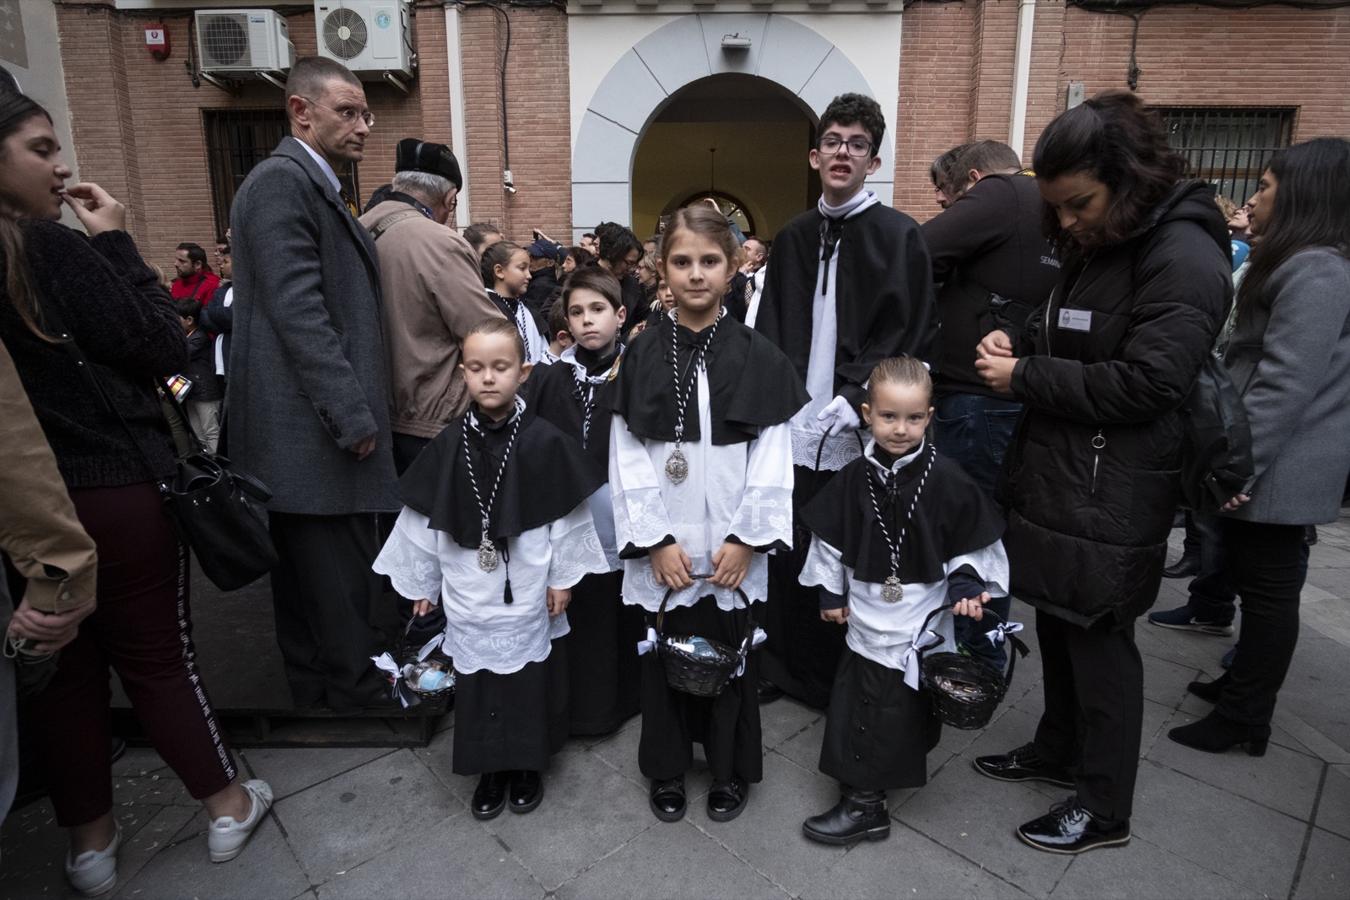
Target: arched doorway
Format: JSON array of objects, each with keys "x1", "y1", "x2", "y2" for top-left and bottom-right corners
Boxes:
[
  {"x1": 570, "y1": 13, "x2": 894, "y2": 242},
  {"x1": 631, "y1": 74, "x2": 819, "y2": 241}
]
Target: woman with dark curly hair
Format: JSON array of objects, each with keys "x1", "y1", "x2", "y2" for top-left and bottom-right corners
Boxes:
[{"x1": 970, "y1": 91, "x2": 1230, "y2": 854}]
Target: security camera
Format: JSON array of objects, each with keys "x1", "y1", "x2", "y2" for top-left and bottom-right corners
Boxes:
[{"x1": 503, "y1": 169, "x2": 517, "y2": 194}]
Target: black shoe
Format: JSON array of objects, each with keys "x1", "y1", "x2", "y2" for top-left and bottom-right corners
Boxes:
[
  {"x1": 802, "y1": 789, "x2": 890, "y2": 846},
  {"x1": 508, "y1": 770, "x2": 543, "y2": 814},
  {"x1": 1186, "y1": 672, "x2": 1230, "y2": 704},
  {"x1": 472, "y1": 772, "x2": 508, "y2": 820},
  {"x1": 110, "y1": 736, "x2": 127, "y2": 765},
  {"x1": 1017, "y1": 799, "x2": 1130, "y2": 855},
  {"x1": 757, "y1": 680, "x2": 785, "y2": 705},
  {"x1": 1162, "y1": 554, "x2": 1201, "y2": 579},
  {"x1": 649, "y1": 777, "x2": 686, "y2": 822},
  {"x1": 1167, "y1": 711, "x2": 1269, "y2": 756},
  {"x1": 972, "y1": 743, "x2": 1074, "y2": 789},
  {"x1": 707, "y1": 777, "x2": 749, "y2": 823}
]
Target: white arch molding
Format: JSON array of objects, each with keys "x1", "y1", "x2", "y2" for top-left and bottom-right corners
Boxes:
[{"x1": 570, "y1": 13, "x2": 896, "y2": 240}]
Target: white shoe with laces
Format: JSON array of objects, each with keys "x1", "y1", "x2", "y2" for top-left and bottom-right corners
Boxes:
[
  {"x1": 207, "y1": 779, "x2": 274, "y2": 863},
  {"x1": 65, "y1": 822, "x2": 122, "y2": 897}
]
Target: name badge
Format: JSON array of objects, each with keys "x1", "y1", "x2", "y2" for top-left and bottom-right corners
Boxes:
[{"x1": 1058, "y1": 308, "x2": 1092, "y2": 332}]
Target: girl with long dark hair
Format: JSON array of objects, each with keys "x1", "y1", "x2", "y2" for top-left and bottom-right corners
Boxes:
[
  {"x1": 1172, "y1": 138, "x2": 1350, "y2": 752},
  {"x1": 0, "y1": 91, "x2": 271, "y2": 895},
  {"x1": 970, "y1": 91, "x2": 1230, "y2": 854}
]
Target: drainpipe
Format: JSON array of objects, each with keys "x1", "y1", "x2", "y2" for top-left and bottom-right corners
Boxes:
[
  {"x1": 445, "y1": 2, "x2": 472, "y2": 227},
  {"x1": 1009, "y1": 0, "x2": 1037, "y2": 162}
]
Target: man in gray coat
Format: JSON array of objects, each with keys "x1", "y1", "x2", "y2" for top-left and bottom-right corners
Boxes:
[{"x1": 228, "y1": 57, "x2": 399, "y2": 711}]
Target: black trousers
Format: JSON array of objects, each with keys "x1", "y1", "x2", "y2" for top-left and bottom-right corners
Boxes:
[
  {"x1": 1217, "y1": 519, "x2": 1308, "y2": 726},
  {"x1": 1032, "y1": 610, "x2": 1143, "y2": 823},
  {"x1": 269, "y1": 511, "x2": 386, "y2": 708}
]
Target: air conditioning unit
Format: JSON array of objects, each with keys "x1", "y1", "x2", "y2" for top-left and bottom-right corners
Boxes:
[
  {"x1": 196, "y1": 9, "x2": 294, "y2": 74},
  {"x1": 314, "y1": 1, "x2": 414, "y2": 81}
]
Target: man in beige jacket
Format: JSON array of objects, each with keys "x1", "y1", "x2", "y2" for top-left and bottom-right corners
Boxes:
[
  {"x1": 1, "y1": 335, "x2": 98, "y2": 828},
  {"x1": 358, "y1": 138, "x2": 505, "y2": 473}
]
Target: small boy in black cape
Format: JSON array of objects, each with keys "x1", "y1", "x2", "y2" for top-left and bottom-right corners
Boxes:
[
  {"x1": 796, "y1": 358, "x2": 1009, "y2": 846},
  {"x1": 755, "y1": 93, "x2": 938, "y2": 710},
  {"x1": 526, "y1": 267, "x2": 644, "y2": 736},
  {"x1": 373, "y1": 318, "x2": 610, "y2": 821}
]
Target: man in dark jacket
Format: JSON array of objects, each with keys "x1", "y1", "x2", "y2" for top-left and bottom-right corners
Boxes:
[{"x1": 229, "y1": 57, "x2": 399, "y2": 712}]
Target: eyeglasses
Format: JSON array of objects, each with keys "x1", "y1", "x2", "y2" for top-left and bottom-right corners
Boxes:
[
  {"x1": 818, "y1": 135, "x2": 874, "y2": 158},
  {"x1": 300, "y1": 97, "x2": 375, "y2": 128}
]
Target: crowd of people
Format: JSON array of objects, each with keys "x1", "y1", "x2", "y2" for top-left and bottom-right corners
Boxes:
[{"x1": 1, "y1": 52, "x2": 1348, "y2": 896}]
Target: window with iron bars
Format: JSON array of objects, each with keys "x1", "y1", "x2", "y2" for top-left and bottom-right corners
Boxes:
[
  {"x1": 1157, "y1": 107, "x2": 1295, "y2": 208},
  {"x1": 204, "y1": 108, "x2": 359, "y2": 240}
]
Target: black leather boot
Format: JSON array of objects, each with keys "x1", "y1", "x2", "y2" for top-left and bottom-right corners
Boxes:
[
  {"x1": 1186, "y1": 672, "x2": 1230, "y2": 704},
  {"x1": 801, "y1": 787, "x2": 890, "y2": 846},
  {"x1": 1168, "y1": 710, "x2": 1269, "y2": 756},
  {"x1": 649, "y1": 777, "x2": 687, "y2": 823},
  {"x1": 508, "y1": 770, "x2": 544, "y2": 814},
  {"x1": 471, "y1": 772, "x2": 508, "y2": 820}
]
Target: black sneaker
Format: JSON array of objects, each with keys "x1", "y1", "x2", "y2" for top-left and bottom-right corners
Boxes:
[
  {"x1": 1147, "y1": 604, "x2": 1234, "y2": 637},
  {"x1": 972, "y1": 743, "x2": 1074, "y2": 788},
  {"x1": 1017, "y1": 799, "x2": 1130, "y2": 855}
]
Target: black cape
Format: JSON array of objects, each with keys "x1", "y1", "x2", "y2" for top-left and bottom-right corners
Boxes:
[
  {"x1": 398, "y1": 403, "x2": 603, "y2": 550},
  {"x1": 604, "y1": 313, "x2": 808, "y2": 445},
  {"x1": 800, "y1": 443, "x2": 1004, "y2": 584},
  {"x1": 755, "y1": 203, "x2": 938, "y2": 408},
  {"x1": 525, "y1": 344, "x2": 623, "y2": 472}
]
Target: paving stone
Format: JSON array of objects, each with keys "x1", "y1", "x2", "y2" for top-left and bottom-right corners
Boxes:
[
  {"x1": 1292, "y1": 827, "x2": 1350, "y2": 900},
  {"x1": 759, "y1": 696, "x2": 823, "y2": 751},
  {"x1": 1048, "y1": 833, "x2": 1259, "y2": 900},
  {"x1": 477, "y1": 746, "x2": 654, "y2": 891},
  {"x1": 1130, "y1": 759, "x2": 1305, "y2": 899},
  {"x1": 111, "y1": 805, "x2": 200, "y2": 896},
  {"x1": 1145, "y1": 708, "x2": 1323, "y2": 821},
  {"x1": 684, "y1": 750, "x2": 845, "y2": 896},
  {"x1": 274, "y1": 749, "x2": 455, "y2": 881},
  {"x1": 1273, "y1": 629, "x2": 1350, "y2": 755},
  {"x1": 314, "y1": 812, "x2": 544, "y2": 900},
  {"x1": 112, "y1": 772, "x2": 197, "y2": 808},
  {"x1": 114, "y1": 807, "x2": 308, "y2": 900},
  {"x1": 1316, "y1": 765, "x2": 1350, "y2": 840},
  {"x1": 553, "y1": 819, "x2": 788, "y2": 900},
  {"x1": 1136, "y1": 699, "x2": 1178, "y2": 758},
  {"x1": 796, "y1": 820, "x2": 1032, "y2": 899},
  {"x1": 111, "y1": 746, "x2": 171, "y2": 778},
  {"x1": 587, "y1": 717, "x2": 712, "y2": 801},
  {"x1": 1141, "y1": 652, "x2": 1206, "y2": 708},
  {"x1": 240, "y1": 746, "x2": 398, "y2": 800}
]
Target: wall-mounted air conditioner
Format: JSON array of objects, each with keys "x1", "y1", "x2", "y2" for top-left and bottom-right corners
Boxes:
[
  {"x1": 196, "y1": 9, "x2": 294, "y2": 74},
  {"x1": 314, "y1": 1, "x2": 414, "y2": 84}
]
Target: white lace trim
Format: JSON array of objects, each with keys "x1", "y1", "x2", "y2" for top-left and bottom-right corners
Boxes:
[
  {"x1": 549, "y1": 519, "x2": 611, "y2": 589},
  {"x1": 791, "y1": 422, "x2": 864, "y2": 471},
  {"x1": 613, "y1": 485, "x2": 673, "y2": 552},
  {"x1": 798, "y1": 537, "x2": 848, "y2": 596},
  {"x1": 727, "y1": 485, "x2": 794, "y2": 548},
  {"x1": 372, "y1": 531, "x2": 442, "y2": 603},
  {"x1": 447, "y1": 625, "x2": 554, "y2": 676},
  {"x1": 620, "y1": 555, "x2": 771, "y2": 614}
]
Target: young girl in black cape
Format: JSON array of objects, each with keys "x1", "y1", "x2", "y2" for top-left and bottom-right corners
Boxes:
[
  {"x1": 373, "y1": 318, "x2": 610, "y2": 820},
  {"x1": 796, "y1": 357, "x2": 1008, "y2": 845},
  {"x1": 527, "y1": 267, "x2": 644, "y2": 736},
  {"x1": 605, "y1": 205, "x2": 809, "y2": 823}
]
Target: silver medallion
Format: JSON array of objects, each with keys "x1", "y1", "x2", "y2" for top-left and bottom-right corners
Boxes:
[
  {"x1": 665, "y1": 447, "x2": 689, "y2": 484},
  {"x1": 881, "y1": 575, "x2": 904, "y2": 603},
  {"x1": 476, "y1": 538, "x2": 499, "y2": 573}
]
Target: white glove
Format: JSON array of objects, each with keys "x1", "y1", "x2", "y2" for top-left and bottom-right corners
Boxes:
[{"x1": 815, "y1": 395, "x2": 861, "y2": 437}]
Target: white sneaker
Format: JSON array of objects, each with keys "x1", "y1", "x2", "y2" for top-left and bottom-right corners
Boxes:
[
  {"x1": 65, "y1": 822, "x2": 122, "y2": 897},
  {"x1": 207, "y1": 779, "x2": 274, "y2": 863}
]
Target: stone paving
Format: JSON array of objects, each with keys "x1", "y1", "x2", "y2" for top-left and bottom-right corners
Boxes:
[{"x1": 3, "y1": 516, "x2": 1350, "y2": 899}]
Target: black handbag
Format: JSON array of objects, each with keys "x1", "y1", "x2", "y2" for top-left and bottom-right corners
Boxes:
[
  {"x1": 1178, "y1": 351, "x2": 1256, "y2": 511},
  {"x1": 48, "y1": 304, "x2": 278, "y2": 590}
]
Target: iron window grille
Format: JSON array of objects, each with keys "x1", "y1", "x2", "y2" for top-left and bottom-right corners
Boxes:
[
  {"x1": 1157, "y1": 107, "x2": 1295, "y2": 207},
  {"x1": 204, "y1": 108, "x2": 360, "y2": 240}
]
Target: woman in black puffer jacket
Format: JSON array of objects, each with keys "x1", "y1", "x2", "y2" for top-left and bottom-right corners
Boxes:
[{"x1": 969, "y1": 92, "x2": 1230, "y2": 855}]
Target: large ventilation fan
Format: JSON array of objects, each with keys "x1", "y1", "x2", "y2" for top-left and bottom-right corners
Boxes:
[
  {"x1": 321, "y1": 6, "x2": 369, "y2": 60},
  {"x1": 200, "y1": 14, "x2": 250, "y2": 68}
]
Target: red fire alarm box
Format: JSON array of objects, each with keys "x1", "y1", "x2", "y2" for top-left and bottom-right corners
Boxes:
[{"x1": 145, "y1": 24, "x2": 170, "y2": 61}]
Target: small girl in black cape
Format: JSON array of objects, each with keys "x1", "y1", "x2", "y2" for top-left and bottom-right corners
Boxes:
[
  {"x1": 373, "y1": 318, "x2": 610, "y2": 821},
  {"x1": 526, "y1": 267, "x2": 645, "y2": 736},
  {"x1": 797, "y1": 357, "x2": 1009, "y2": 846},
  {"x1": 605, "y1": 205, "x2": 809, "y2": 823}
]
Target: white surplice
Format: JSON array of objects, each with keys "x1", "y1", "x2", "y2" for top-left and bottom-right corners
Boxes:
[
  {"x1": 373, "y1": 503, "x2": 610, "y2": 675},
  {"x1": 797, "y1": 443, "x2": 1010, "y2": 689},
  {"x1": 609, "y1": 365, "x2": 795, "y2": 613}
]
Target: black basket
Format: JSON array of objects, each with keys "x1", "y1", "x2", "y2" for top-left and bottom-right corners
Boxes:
[
  {"x1": 652, "y1": 577, "x2": 758, "y2": 698},
  {"x1": 916, "y1": 606, "x2": 1029, "y2": 730}
]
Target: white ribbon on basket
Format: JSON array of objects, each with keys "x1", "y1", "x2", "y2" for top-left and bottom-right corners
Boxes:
[
  {"x1": 985, "y1": 620, "x2": 1025, "y2": 648},
  {"x1": 370, "y1": 652, "x2": 416, "y2": 709}
]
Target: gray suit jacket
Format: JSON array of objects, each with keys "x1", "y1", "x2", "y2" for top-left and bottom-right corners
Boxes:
[
  {"x1": 227, "y1": 137, "x2": 399, "y2": 515},
  {"x1": 1224, "y1": 246, "x2": 1350, "y2": 525}
]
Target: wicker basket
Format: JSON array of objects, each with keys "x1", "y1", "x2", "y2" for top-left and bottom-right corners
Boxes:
[
  {"x1": 916, "y1": 606, "x2": 1028, "y2": 730},
  {"x1": 653, "y1": 579, "x2": 758, "y2": 698}
]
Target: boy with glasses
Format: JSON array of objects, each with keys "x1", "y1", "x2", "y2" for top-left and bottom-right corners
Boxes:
[{"x1": 754, "y1": 92, "x2": 937, "y2": 710}]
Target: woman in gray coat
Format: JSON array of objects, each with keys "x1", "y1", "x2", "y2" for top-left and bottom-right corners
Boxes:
[{"x1": 1173, "y1": 137, "x2": 1350, "y2": 754}]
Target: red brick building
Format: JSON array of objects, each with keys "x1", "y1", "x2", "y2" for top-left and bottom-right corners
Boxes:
[{"x1": 32, "y1": 0, "x2": 1350, "y2": 267}]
